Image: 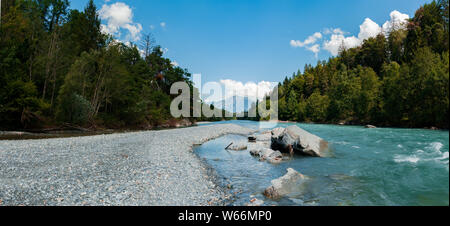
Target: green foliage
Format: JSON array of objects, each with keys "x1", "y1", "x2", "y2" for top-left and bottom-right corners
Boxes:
[
  {"x1": 355, "y1": 66, "x2": 380, "y2": 122},
  {"x1": 0, "y1": 0, "x2": 192, "y2": 130},
  {"x1": 387, "y1": 29, "x2": 407, "y2": 63},
  {"x1": 56, "y1": 93, "x2": 92, "y2": 125},
  {"x1": 306, "y1": 90, "x2": 329, "y2": 122},
  {"x1": 381, "y1": 62, "x2": 409, "y2": 125},
  {"x1": 356, "y1": 34, "x2": 388, "y2": 74},
  {"x1": 408, "y1": 47, "x2": 449, "y2": 127},
  {"x1": 0, "y1": 80, "x2": 49, "y2": 128}
]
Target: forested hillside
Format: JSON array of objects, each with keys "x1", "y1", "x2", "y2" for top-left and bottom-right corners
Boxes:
[
  {"x1": 0, "y1": 0, "x2": 193, "y2": 130},
  {"x1": 271, "y1": 0, "x2": 449, "y2": 129}
]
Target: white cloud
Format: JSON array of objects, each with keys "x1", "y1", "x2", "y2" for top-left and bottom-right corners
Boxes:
[
  {"x1": 290, "y1": 32, "x2": 322, "y2": 57},
  {"x1": 323, "y1": 28, "x2": 345, "y2": 35},
  {"x1": 290, "y1": 32, "x2": 322, "y2": 47},
  {"x1": 171, "y1": 61, "x2": 179, "y2": 67},
  {"x1": 217, "y1": 80, "x2": 277, "y2": 102},
  {"x1": 323, "y1": 33, "x2": 360, "y2": 56},
  {"x1": 323, "y1": 18, "x2": 382, "y2": 56},
  {"x1": 382, "y1": 10, "x2": 410, "y2": 33},
  {"x1": 123, "y1": 23, "x2": 143, "y2": 41},
  {"x1": 307, "y1": 44, "x2": 320, "y2": 57},
  {"x1": 307, "y1": 44, "x2": 320, "y2": 53},
  {"x1": 358, "y1": 18, "x2": 382, "y2": 40},
  {"x1": 159, "y1": 47, "x2": 169, "y2": 54},
  {"x1": 99, "y1": 2, "x2": 143, "y2": 42},
  {"x1": 203, "y1": 79, "x2": 276, "y2": 103},
  {"x1": 160, "y1": 22, "x2": 166, "y2": 28},
  {"x1": 292, "y1": 10, "x2": 410, "y2": 56}
]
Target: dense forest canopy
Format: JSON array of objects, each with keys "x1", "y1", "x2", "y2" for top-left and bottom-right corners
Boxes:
[
  {"x1": 0, "y1": 0, "x2": 195, "y2": 130},
  {"x1": 259, "y1": 0, "x2": 449, "y2": 129}
]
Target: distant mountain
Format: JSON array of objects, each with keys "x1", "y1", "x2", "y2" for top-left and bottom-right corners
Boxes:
[{"x1": 205, "y1": 96, "x2": 257, "y2": 113}]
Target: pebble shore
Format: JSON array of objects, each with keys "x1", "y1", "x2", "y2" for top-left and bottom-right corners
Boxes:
[{"x1": 0, "y1": 124, "x2": 254, "y2": 206}]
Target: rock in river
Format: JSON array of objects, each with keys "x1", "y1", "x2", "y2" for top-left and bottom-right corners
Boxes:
[
  {"x1": 225, "y1": 142, "x2": 247, "y2": 151},
  {"x1": 270, "y1": 126, "x2": 329, "y2": 157},
  {"x1": 259, "y1": 149, "x2": 282, "y2": 161},
  {"x1": 264, "y1": 168, "x2": 306, "y2": 199},
  {"x1": 248, "y1": 143, "x2": 283, "y2": 164}
]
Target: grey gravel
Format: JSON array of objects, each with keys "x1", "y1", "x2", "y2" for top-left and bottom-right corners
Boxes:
[{"x1": 0, "y1": 124, "x2": 254, "y2": 206}]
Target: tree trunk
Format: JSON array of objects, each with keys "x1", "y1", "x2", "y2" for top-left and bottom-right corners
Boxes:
[
  {"x1": 43, "y1": 30, "x2": 57, "y2": 100},
  {"x1": 50, "y1": 41, "x2": 60, "y2": 107}
]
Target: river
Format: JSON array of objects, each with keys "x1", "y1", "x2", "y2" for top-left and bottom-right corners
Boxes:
[{"x1": 194, "y1": 120, "x2": 449, "y2": 206}]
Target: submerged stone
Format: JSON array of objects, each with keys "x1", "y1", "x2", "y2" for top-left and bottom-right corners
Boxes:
[{"x1": 225, "y1": 142, "x2": 247, "y2": 151}]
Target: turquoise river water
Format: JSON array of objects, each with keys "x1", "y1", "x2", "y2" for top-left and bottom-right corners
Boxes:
[{"x1": 195, "y1": 121, "x2": 449, "y2": 206}]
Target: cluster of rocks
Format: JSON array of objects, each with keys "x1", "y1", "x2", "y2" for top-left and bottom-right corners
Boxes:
[
  {"x1": 225, "y1": 125, "x2": 331, "y2": 203},
  {"x1": 247, "y1": 125, "x2": 330, "y2": 159},
  {"x1": 226, "y1": 125, "x2": 330, "y2": 164}
]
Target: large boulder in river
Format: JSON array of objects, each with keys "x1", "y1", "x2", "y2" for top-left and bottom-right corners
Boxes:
[
  {"x1": 264, "y1": 168, "x2": 306, "y2": 199},
  {"x1": 271, "y1": 126, "x2": 329, "y2": 157}
]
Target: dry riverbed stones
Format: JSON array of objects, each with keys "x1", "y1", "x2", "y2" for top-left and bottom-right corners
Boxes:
[{"x1": 0, "y1": 124, "x2": 254, "y2": 206}]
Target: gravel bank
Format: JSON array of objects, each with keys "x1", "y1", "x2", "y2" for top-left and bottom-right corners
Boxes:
[{"x1": 0, "y1": 124, "x2": 254, "y2": 206}]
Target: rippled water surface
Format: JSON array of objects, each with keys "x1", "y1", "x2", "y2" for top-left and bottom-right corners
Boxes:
[{"x1": 195, "y1": 121, "x2": 449, "y2": 206}]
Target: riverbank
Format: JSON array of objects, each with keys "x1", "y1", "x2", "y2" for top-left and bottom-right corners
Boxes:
[
  {"x1": 0, "y1": 124, "x2": 254, "y2": 206},
  {"x1": 0, "y1": 119, "x2": 198, "y2": 141}
]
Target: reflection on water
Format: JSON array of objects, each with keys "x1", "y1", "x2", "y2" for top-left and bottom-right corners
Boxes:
[{"x1": 195, "y1": 121, "x2": 449, "y2": 206}]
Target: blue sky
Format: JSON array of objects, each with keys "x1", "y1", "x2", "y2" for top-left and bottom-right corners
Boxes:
[{"x1": 71, "y1": 0, "x2": 429, "y2": 100}]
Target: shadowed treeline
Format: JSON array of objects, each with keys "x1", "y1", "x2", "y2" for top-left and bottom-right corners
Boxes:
[{"x1": 0, "y1": 0, "x2": 197, "y2": 130}]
